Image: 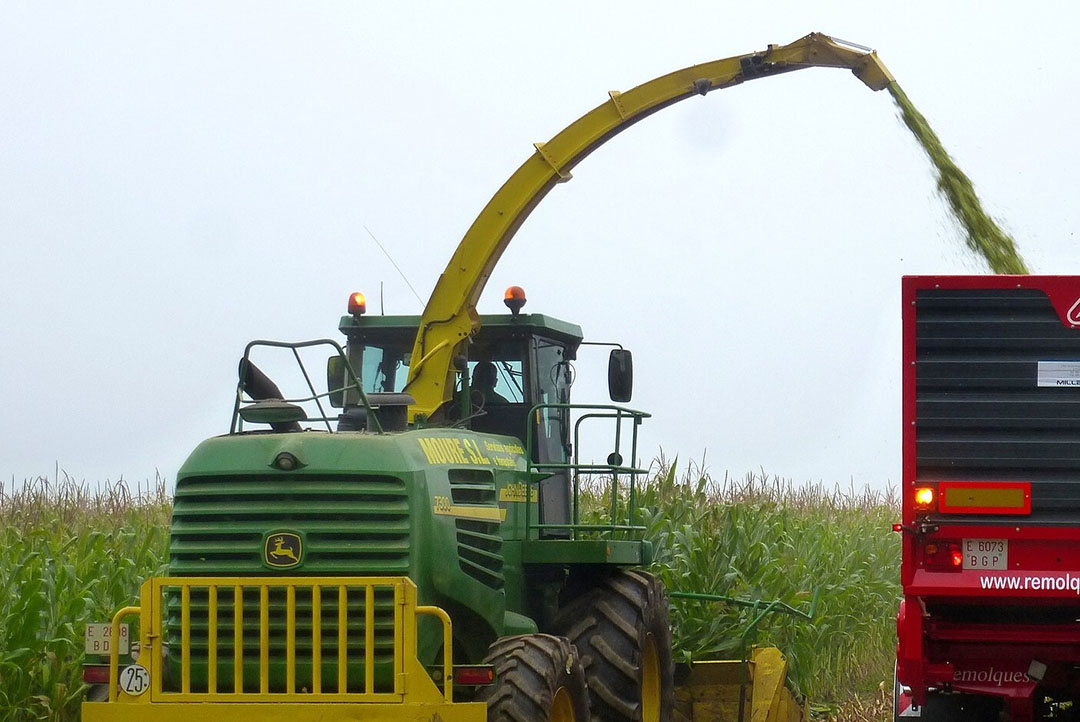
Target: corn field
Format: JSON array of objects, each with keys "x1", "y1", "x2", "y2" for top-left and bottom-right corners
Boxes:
[
  {"x1": 0, "y1": 474, "x2": 171, "y2": 722},
  {"x1": 0, "y1": 467, "x2": 898, "y2": 721},
  {"x1": 616, "y1": 462, "x2": 901, "y2": 704}
]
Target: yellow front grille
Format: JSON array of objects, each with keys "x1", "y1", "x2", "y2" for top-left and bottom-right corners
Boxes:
[{"x1": 106, "y1": 576, "x2": 453, "y2": 705}]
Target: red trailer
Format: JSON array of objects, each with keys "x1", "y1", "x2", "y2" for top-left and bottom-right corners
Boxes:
[{"x1": 896, "y1": 275, "x2": 1080, "y2": 722}]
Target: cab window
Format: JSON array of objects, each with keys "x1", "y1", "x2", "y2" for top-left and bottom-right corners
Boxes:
[
  {"x1": 467, "y1": 359, "x2": 524, "y2": 404},
  {"x1": 360, "y1": 345, "x2": 410, "y2": 393},
  {"x1": 534, "y1": 339, "x2": 571, "y2": 464}
]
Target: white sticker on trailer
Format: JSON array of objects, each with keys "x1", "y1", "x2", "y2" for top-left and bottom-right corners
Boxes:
[{"x1": 1038, "y1": 361, "x2": 1080, "y2": 387}]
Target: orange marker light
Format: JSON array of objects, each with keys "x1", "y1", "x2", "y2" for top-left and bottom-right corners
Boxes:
[
  {"x1": 504, "y1": 286, "x2": 527, "y2": 316},
  {"x1": 914, "y1": 486, "x2": 935, "y2": 510},
  {"x1": 348, "y1": 292, "x2": 367, "y2": 316}
]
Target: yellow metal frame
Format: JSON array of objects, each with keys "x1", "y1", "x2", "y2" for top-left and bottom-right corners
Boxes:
[
  {"x1": 673, "y1": 646, "x2": 806, "y2": 722},
  {"x1": 84, "y1": 576, "x2": 485, "y2": 722},
  {"x1": 404, "y1": 32, "x2": 894, "y2": 420}
]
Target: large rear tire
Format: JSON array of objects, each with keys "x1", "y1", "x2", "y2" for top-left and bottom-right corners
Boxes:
[
  {"x1": 482, "y1": 634, "x2": 590, "y2": 722},
  {"x1": 552, "y1": 570, "x2": 675, "y2": 722}
]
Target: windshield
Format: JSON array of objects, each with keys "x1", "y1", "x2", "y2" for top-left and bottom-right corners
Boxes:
[{"x1": 360, "y1": 345, "x2": 410, "y2": 393}]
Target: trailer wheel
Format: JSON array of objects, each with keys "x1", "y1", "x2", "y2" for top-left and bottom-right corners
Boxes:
[
  {"x1": 481, "y1": 634, "x2": 590, "y2": 722},
  {"x1": 553, "y1": 570, "x2": 675, "y2": 722}
]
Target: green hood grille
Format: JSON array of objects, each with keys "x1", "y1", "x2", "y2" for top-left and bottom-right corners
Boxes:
[
  {"x1": 164, "y1": 472, "x2": 410, "y2": 692},
  {"x1": 169, "y1": 473, "x2": 410, "y2": 575}
]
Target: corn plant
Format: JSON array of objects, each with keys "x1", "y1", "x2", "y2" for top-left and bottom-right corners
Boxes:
[
  {"x1": 0, "y1": 474, "x2": 170, "y2": 722},
  {"x1": 582, "y1": 461, "x2": 901, "y2": 704}
]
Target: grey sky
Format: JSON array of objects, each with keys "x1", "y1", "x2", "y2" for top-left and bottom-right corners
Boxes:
[{"x1": 3, "y1": 2, "x2": 1078, "y2": 489}]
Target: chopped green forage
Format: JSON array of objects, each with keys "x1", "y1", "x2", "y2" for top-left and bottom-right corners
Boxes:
[{"x1": 889, "y1": 83, "x2": 1028, "y2": 275}]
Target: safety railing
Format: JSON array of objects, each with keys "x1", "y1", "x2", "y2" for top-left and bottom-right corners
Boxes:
[
  {"x1": 231, "y1": 338, "x2": 383, "y2": 434},
  {"x1": 105, "y1": 576, "x2": 453, "y2": 704},
  {"x1": 524, "y1": 403, "x2": 651, "y2": 539}
]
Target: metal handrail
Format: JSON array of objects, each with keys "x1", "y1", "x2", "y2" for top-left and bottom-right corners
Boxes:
[
  {"x1": 524, "y1": 403, "x2": 650, "y2": 540},
  {"x1": 107, "y1": 606, "x2": 141, "y2": 703},
  {"x1": 231, "y1": 338, "x2": 383, "y2": 434},
  {"x1": 670, "y1": 587, "x2": 822, "y2": 652}
]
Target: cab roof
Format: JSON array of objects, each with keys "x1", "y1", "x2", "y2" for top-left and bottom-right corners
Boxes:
[{"x1": 339, "y1": 313, "x2": 584, "y2": 352}]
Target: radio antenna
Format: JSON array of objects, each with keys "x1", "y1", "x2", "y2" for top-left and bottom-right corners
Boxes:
[{"x1": 363, "y1": 225, "x2": 425, "y2": 308}]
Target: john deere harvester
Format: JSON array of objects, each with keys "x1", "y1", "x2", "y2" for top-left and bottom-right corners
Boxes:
[{"x1": 83, "y1": 32, "x2": 893, "y2": 722}]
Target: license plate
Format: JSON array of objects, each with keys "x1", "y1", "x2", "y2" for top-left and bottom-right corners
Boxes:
[
  {"x1": 962, "y1": 539, "x2": 1008, "y2": 570},
  {"x1": 85, "y1": 623, "x2": 129, "y2": 656}
]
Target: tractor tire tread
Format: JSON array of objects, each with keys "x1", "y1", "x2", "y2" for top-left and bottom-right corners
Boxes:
[
  {"x1": 482, "y1": 633, "x2": 590, "y2": 722},
  {"x1": 552, "y1": 570, "x2": 675, "y2": 722}
]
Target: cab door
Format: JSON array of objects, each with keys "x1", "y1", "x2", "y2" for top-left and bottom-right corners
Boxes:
[{"x1": 531, "y1": 337, "x2": 573, "y2": 531}]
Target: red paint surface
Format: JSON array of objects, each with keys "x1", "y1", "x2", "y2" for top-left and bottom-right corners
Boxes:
[{"x1": 898, "y1": 276, "x2": 1080, "y2": 707}]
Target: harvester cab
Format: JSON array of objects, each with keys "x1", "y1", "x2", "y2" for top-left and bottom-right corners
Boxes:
[{"x1": 333, "y1": 294, "x2": 635, "y2": 532}]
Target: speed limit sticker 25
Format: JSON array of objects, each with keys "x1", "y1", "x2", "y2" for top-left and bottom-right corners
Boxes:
[{"x1": 119, "y1": 665, "x2": 150, "y2": 696}]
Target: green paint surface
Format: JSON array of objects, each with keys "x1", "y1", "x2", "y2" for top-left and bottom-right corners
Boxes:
[{"x1": 889, "y1": 84, "x2": 1028, "y2": 275}]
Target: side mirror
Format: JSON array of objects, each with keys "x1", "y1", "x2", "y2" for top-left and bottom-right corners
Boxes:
[
  {"x1": 608, "y1": 349, "x2": 633, "y2": 403},
  {"x1": 326, "y1": 356, "x2": 345, "y2": 408}
]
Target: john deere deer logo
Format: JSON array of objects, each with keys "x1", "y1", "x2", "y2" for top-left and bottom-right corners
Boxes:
[{"x1": 264, "y1": 532, "x2": 302, "y2": 569}]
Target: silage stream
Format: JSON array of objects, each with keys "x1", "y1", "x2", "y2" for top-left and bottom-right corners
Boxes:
[{"x1": 888, "y1": 83, "x2": 1028, "y2": 274}]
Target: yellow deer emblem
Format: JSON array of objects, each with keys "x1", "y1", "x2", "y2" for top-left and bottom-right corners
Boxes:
[
  {"x1": 264, "y1": 532, "x2": 302, "y2": 568},
  {"x1": 271, "y1": 537, "x2": 298, "y2": 561}
]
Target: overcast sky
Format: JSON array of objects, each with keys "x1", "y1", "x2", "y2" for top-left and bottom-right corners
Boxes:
[{"x1": 3, "y1": 2, "x2": 1078, "y2": 491}]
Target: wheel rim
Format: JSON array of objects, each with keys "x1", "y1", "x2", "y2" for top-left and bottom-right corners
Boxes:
[
  {"x1": 551, "y1": 686, "x2": 576, "y2": 722},
  {"x1": 641, "y1": 633, "x2": 661, "y2": 722}
]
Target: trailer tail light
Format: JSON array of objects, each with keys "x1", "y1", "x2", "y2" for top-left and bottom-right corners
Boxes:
[
  {"x1": 83, "y1": 665, "x2": 110, "y2": 684},
  {"x1": 454, "y1": 665, "x2": 496, "y2": 685},
  {"x1": 913, "y1": 486, "x2": 936, "y2": 512},
  {"x1": 923, "y1": 540, "x2": 963, "y2": 572},
  {"x1": 938, "y1": 481, "x2": 1031, "y2": 515}
]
